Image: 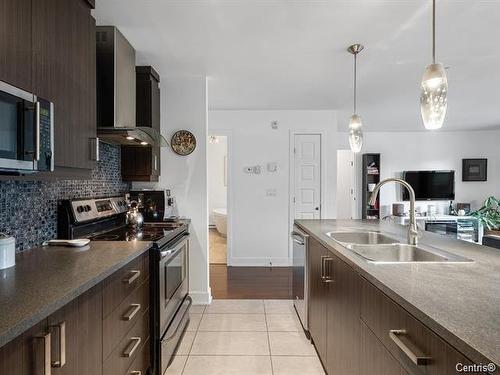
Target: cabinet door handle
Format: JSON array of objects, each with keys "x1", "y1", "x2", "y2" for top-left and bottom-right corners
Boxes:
[
  {"x1": 90, "y1": 137, "x2": 100, "y2": 161},
  {"x1": 389, "y1": 329, "x2": 431, "y2": 366},
  {"x1": 49, "y1": 322, "x2": 66, "y2": 367},
  {"x1": 321, "y1": 256, "x2": 335, "y2": 283},
  {"x1": 123, "y1": 270, "x2": 141, "y2": 285},
  {"x1": 35, "y1": 101, "x2": 41, "y2": 161},
  {"x1": 122, "y1": 304, "x2": 141, "y2": 321},
  {"x1": 33, "y1": 332, "x2": 51, "y2": 375},
  {"x1": 122, "y1": 337, "x2": 141, "y2": 358},
  {"x1": 154, "y1": 155, "x2": 157, "y2": 171}
]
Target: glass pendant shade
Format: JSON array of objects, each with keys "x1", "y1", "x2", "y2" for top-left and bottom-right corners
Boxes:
[
  {"x1": 420, "y1": 62, "x2": 448, "y2": 130},
  {"x1": 348, "y1": 114, "x2": 363, "y2": 153}
]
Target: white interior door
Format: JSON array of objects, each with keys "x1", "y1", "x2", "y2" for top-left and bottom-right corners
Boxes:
[
  {"x1": 293, "y1": 134, "x2": 321, "y2": 219},
  {"x1": 336, "y1": 150, "x2": 358, "y2": 219}
]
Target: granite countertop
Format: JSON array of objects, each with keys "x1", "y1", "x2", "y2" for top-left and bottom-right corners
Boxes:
[
  {"x1": 0, "y1": 240, "x2": 152, "y2": 348},
  {"x1": 295, "y1": 219, "x2": 500, "y2": 367}
]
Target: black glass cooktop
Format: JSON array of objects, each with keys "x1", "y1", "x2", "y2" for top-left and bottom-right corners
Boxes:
[{"x1": 90, "y1": 223, "x2": 185, "y2": 242}]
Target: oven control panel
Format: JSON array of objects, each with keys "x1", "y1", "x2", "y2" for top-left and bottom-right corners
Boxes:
[{"x1": 71, "y1": 196, "x2": 128, "y2": 223}]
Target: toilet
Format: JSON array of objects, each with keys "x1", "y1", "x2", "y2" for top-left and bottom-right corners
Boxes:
[{"x1": 213, "y1": 208, "x2": 227, "y2": 237}]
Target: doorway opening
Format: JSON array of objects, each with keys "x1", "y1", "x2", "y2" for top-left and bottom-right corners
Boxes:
[{"x1": 208, "y1": 134, "x2": 228, "y2": 265}]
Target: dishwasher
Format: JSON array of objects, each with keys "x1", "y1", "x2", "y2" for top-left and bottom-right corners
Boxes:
[{"x1": 291, "y1": 225, "x2": 310, "y2": 337}]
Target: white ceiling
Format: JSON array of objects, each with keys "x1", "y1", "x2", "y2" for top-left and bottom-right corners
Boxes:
[{"x1": 94, "y1": 0, "x2": 500, "y2": 131}]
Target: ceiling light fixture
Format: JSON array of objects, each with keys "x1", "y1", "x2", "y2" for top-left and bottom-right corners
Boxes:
[
  {"x1": 347, "y1": 44, "x2": 364, "y2": 153},
  {"x1": 125, "y1": 136, "x2": 135, "y2": 140},
  {"x1": 420, "y1": 0, "x2": 447, "y2": 130},
  {"x1": 140, "y1": 141, "x2": 148, "y2": 146}
]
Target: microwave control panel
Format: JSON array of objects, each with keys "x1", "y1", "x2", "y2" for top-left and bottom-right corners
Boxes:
[{"x1": 37, "y1": 98, "x2": 54, "y2": 171}]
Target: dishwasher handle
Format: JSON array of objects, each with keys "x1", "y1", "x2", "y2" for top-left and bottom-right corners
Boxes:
[{"x1": 291, "y1": 231, "x2": 308, "y2": 246}]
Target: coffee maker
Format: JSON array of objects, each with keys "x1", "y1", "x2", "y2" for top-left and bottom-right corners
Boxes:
[{"x1": 129, "y1": 189, "x2": 178, "y2": 222}]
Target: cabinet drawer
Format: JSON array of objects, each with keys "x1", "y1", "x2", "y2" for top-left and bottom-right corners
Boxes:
[
  {"x1": 125, "y1": 338, "x2": 150, "y2": 375},
  {"x1": 103, "y1": 253, "x2": 149, "y2": 318},
  {"x1": 360, "y1": 279, "x2": 475, "y2": 375},
  {"x1": 103, "y1": 277, "x2": 150, "y2": 359},
  {"x1": 103, "y1": 310, "x2": 150, "y2": 375}
]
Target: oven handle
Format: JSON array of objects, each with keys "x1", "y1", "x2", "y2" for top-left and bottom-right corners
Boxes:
[{"x1": 160, "y1": 233, "x2": 189, "y2": 259}]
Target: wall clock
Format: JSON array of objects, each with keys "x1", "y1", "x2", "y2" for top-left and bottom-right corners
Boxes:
[{"x1": 171, "y1": 130, "x2": 197, "y2": 156}]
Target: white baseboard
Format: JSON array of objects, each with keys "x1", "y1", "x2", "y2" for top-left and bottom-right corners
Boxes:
[
  {"x1": 189, "y1": 288, "x2": 213, "y2": 305},
  {"x1": 227, "y1": 257, "x2": 291, "y2": 267}
]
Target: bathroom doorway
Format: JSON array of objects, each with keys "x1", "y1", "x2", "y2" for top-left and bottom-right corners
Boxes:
[{"x1": 208, "y1": 134, "x2": 228, "y2": 265}]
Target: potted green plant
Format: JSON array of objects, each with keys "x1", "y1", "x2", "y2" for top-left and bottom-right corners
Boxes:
[{"x1": 470, "y1": 196, "x2": 500, "y2": 235}]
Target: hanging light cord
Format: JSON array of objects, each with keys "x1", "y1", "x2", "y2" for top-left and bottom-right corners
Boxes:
[
  {"x1": 353, "y1": 52, "x2": 357, "y2": 114},
  {"x1": 432, "y1": 0, "x2": 436, "y2": 64}
]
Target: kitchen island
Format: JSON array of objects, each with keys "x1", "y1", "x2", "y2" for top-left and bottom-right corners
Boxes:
[{"x1": 296, "y1": 219, "x2": 499, "y2": 374}]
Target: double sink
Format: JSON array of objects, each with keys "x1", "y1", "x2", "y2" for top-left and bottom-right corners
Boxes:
[{"x1": 326, "y1": 231, "x2": 473, "y2": 264}]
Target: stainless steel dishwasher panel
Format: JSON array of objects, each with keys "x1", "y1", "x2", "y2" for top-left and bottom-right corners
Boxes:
[{"x1": 291, "y1": 226, "x2": 309, "y2": 335}]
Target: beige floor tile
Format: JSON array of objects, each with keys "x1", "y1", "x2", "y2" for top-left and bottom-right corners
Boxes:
[
  {"x1": 272, "y1": 356, "x2": 325, "y2": 375},
  {"x1": 266, "y1": 313, "x2": 303, "y2": 332},
  {"x1": 176, "y1": 331, "x2": 196, "y2": 355},
  {"x1": 199, "y1": 313, "x2": 267, "y2": 331},
  {"x1": 268, "y1": 331, "x2": 316, "y2": 356},
  {"x1": 205, "y1": 299, "x2": 264, "y2": 314},
  {"x1": 183, "y1": 356, "x2": 273, "y2": 375},
  {"x1": 209, "y1": 228, "x2": 227, "y2": 264},
  {"x1": 186, "y1": 313, "x2": 203, "y2": 331},
  {"x1": 164, "y1": 355, "x2": 188, "y2": 375},
  {"x1": 190, "y1": 331, "x2": 270, "y2": 355},
  {"x1": 190, "y1": 304, "x2": 206, "y2": 314},
  {"x1": 264, "y1": 299, "x2": 295, "y2": 314}
]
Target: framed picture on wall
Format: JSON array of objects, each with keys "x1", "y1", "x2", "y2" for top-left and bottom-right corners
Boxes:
[{"x1": 462, "y1": 159, "x2": 487, "y2": 181}]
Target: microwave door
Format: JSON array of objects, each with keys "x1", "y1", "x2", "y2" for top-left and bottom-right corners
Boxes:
[{"x1": 0, "y1": 90, "x2": 35, "y2": 171}]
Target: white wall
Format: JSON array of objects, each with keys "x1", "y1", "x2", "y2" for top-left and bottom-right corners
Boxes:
[
  {"x1": 209, "y1": 110, "x2": 338, "y2": 266},
  {"x1": 338, "y1": 130, "x2": 500, "y2": 217},
  {"x1": 208, "y1": 136, "x2": 227, "y2": 225},
  {"x1": 133, "y1": 75, "x2": 210, "y2": 304}
]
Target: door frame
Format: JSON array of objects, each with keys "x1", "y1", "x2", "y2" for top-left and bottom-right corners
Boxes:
[
  {"x1": 208, "y1": 129, "x2": 233, "y2": 266},
  {"x1": 288, "y1": 130, "x2": 327, "y2": 265}
]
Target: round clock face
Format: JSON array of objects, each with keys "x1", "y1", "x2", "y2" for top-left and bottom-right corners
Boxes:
[{"x1": 171, "y1": 130, "x2": 197, "y2": 156}]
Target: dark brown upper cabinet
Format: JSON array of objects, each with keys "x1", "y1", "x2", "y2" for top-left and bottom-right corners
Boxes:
[
  {"x1": 32, "y1": 0, "x2": 97, "y2": 173},
  {"x1": 122, "y1": 66, "x2": 161, "y2": 182},
  {"x1": 0, "y1": 0, "x2": 33, "y2": 92}
]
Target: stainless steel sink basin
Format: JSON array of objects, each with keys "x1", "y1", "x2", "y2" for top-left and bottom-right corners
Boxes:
[
  {"x1": 326, "y1": 231, "x2": 399, "y2": 245},
  {"x1": 345, "y1": 243, "x2": 473, "y2": 263}
]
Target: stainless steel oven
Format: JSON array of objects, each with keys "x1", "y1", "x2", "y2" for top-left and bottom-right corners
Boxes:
[
  {"x1": 0, "y1": 80, "x2": 54, "y2": 174},
  {"x1": 158, "y1": 232, "x2": 191, "y2": 374}
]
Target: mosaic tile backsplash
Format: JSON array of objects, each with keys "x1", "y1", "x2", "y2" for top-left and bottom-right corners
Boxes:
[{"x1": 0, "y1": 143, "x2": 130, "y2": 251}]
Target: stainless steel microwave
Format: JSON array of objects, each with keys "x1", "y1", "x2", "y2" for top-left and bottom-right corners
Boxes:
[{"x1": 0, "y1": 80, "x2": 54, "y2": 174}]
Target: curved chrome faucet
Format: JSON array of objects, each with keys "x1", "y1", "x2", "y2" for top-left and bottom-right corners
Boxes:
[{"x1": 369, "y1": 178, "x2": 419, "y2": 246}]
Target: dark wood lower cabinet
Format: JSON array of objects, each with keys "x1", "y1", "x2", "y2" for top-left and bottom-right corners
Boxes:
[
  {"x1": 306, "y1": 235, "x2": 487, "y2": 375},
  {"x1": 308, "y1": 237, "x2": 329, "y2": 363},
  {"x1": 361, "y1": 321, "x2": 406, "y2": 375},
  {"x1": 326, "y1": 255, "x2": 360, "y2": 375},
  {"x1": 0, "y1": 255, "x2": 150, "y2": 375}
]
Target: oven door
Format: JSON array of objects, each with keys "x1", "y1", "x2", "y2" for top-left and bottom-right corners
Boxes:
[
  {"x1": 0, "y1": 81, "x2": 37, "y2": 172},
  {"x1": 159, "y1": 233, "x2": 189, "y2": 334}
]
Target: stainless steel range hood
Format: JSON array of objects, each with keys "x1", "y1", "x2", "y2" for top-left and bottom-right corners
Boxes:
[{"x1": 96, "y1": 26, "x2": 167, "y2": 147}]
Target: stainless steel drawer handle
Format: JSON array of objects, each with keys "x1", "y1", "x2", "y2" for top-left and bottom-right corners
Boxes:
[
  {"x1": 123, "y1": 270, "x2": 141, "y2": 285},
  {"x1": 49, "y1": 321, "x2": 66, "y2": 367},
  {"x1": 33, "y1": 332, "x2": 51, "y2": 375},
  {"x1": 321, "y1": 256, "x2": 335, "y2": 283},
  {"x1": 389, "y1": 329, "x2": 431, "y2": 366},
  {"x1": 123, "y1": 337, "x2": 141, "y2": 358},
  {"x1": 122, "y1": 304, "x2": 141, "y2": 321}
]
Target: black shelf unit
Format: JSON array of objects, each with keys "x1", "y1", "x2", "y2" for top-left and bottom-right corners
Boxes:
[{"x1": 362, "y1": 153, "x2": 381, "y2": 219}]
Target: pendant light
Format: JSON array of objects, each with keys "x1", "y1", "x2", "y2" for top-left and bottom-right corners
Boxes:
[
  {"x1": 347, "y1": 44, "x2": 364, "y2": 153},
  {"x1": 420, "y1": 0, "x2": 447, "y2": 130}
]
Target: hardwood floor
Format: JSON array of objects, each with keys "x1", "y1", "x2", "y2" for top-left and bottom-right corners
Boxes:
[{"x1": 210, "y1": 264, "x2": 292, "y2": 299}]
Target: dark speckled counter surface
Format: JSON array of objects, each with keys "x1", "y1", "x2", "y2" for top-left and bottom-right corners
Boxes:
[
  {"x1": 295, "y1": 219, "x2": 500, "y2": 367},
  {"x1": 0, "y1": 241, "x2": 152, "y2": 348}
]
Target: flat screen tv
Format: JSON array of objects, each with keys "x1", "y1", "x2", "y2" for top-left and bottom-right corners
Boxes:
[{"x1": 402, "y1": 170, "x2": 455, "y2": 201}]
